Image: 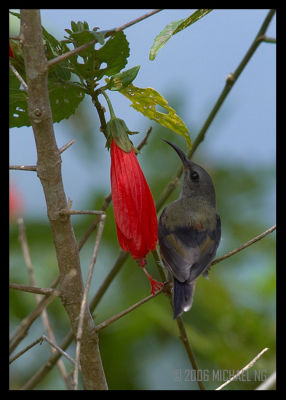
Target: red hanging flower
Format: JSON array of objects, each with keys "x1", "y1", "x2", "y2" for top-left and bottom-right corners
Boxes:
[
  {"x1": 104, "y1": 93, "x2": 163, "y2": 294},
  {"x1": 110, "y1": 138, "x2": 158, "y2": 259}
]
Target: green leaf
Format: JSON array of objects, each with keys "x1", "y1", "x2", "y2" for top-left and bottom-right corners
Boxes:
[
  {"x1": 63, "y1": 28, "x2": 129, "y2": 83},
  {"x1": 9, "y1": 18, "x2": 86, "y2": 127},
  {"x1": 94, "y1": 31, "x2": 129, "y2": 80},
  {"x1": 48, "y1": 80, "x2": 85, "y2": 123},
  {"x1": 106, "y1": 65, "x2": 140, "y2": 91},
  {"x1": 9, "y1": 77, "x2": 85, "y2": 128},
  {"x1": 149, "y1": 9, "x2": 213, "y2": 60},
  {"x1": 173, "y1": 9, "x2": 213, "y2": 34},
  {"x1": 119, "y1": 84, "x2": 192, "y2": 149},
  {"x1": 149, "y1": 19, "x2": 184, "y2": 61},
  {"x1": 9, "y1": 69, "x2": 29, "y2": 128}
]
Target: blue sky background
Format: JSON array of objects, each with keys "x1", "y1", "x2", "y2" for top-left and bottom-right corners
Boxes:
[{"x1": 9, "y1": 9, "x2": 276, "y2": 218}]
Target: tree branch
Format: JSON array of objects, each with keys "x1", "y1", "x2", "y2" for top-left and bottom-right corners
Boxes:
[
  {"x1": 47, "y1": 9, "x2": 163, "y2": 68},
  {"x1": 216, "y1": 348, "x2": 269, "y2": 390},
  {"x1": 20, "y1": 9, "x2": 107, "y2": 390},
  {"x1": 9, "y1": 283, "x2": 60, "y2": 296},
  {"x1": 211, "y1": 224, "x2": 276, "y2": 267},
  {"x1": 73, "y1": 214, "x2": 106, "y2": 390},
  {"x1": 155, "y1": 9, "x2": 276, "y2": 213}
]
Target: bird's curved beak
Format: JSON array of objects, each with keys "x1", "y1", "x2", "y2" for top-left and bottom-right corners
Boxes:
[{"x1": 162, "y1": 139, "x2": 189, "y2": 167}]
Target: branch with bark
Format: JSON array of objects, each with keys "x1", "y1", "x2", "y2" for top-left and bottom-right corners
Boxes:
[{"x1": 19, "y1": 9, "x2": 107, "y2": 390}]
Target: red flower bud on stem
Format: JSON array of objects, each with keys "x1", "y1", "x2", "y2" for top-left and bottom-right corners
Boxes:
[{"x1": 103, "y1": 90, "x2": 163, "y2": 294}]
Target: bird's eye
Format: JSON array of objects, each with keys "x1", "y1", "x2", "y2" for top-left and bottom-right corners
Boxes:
[{"x1": 190, "y1": 171, "x2": 199, "y2": 181}]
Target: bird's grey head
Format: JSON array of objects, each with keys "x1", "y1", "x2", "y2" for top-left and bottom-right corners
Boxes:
[{"x1": 163, "y1": 139, "x2": 217, "y2": 207}]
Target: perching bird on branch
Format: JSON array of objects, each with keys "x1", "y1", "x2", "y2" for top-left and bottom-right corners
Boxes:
[{"x1": 158, "y1": 140, "x2": 221, "y2": 319}]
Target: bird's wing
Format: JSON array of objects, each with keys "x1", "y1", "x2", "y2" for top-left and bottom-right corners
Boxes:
[{"x1": 158, "y1": 214, "x2": 221, "y2": 283}]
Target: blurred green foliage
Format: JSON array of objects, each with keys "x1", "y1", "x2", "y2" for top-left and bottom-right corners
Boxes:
[{"x1": 9, "y1": 114, "x2": 275, "y2": 389}]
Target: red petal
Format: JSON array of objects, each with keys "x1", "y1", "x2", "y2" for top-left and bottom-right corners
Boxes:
[
  {"x1": 111, "y1": 140, "x2": 158, "y2": 259},
  {"x1": 9, "y1": 43, "x2": 14, "y2": 58}
]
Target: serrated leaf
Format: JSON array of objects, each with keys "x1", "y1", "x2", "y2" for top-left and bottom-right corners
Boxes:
[
  {"x1": 9, "y1": 18, "x2": 86, "y2": 127},
  {"x1": 149, "y1": 9, "x2": 213, "y2": 61},
  {"x1": 107, "y1": 65, "x2": 140, "y2": 91},
  {"x1": 9, "y1": 74, "x2": 86, "y2": 128},
  {"x1": 119, "y1": 84, "x2": 192, "y2": 149},
  {"x1": 94, "y1": 31, "x2": 129, "y2": 80}
]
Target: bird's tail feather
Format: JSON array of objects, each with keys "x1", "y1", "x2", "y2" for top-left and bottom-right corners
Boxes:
[{"x1": 173, "y1": 279, "x2": 195, "y2": 319}]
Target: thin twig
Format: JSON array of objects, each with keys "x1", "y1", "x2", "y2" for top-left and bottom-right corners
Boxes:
[
  {"x1": 59, "y1": 209, "x2": 105, "y2": 216},
  {"x1": 78, "y1": 194, "x2": 112, "y2": 250},
  {"x1": 9, "y1": 288, "x2": 59, "y2": 354},
  {"x1": 137, "y1": 126, "x2": 152, "y2": 151},
  {"x1": 211, "y1": 224, "x2": 276, "y2": 267},
  {"x1": 47, "y1": 9, "x2": 163, "y2": 68},
  {"x1": 114, "y1": 9, "x2": 163, "y2": 32},
  {"x1": 216, "y1": 348, "x2": 269, "y2": 390},
  {"x1": 17, "y1": 216, "x2": 72, "y2": 388},
  {"x1": 9, "y1": 283, "x2": 60, "y2": 296},
  {"x1": 10, "y1": 140, "x2": 75, "y2": 172},
  {"x1": 94, "y1": 283, "x2": 168, "y2": 332},
  {"x1": 9, "y1": 165, "x2": 37, "y2": 171},
  {"x1": 73, "y1": 214, "x2": 106, "y2": 390},
  {"x1": 10, "y1": 335, "x2": 77, "y2": 367},
  {"x1": 152, "y1": 248, "x2": 206, "y2": 390},
  {"x1": 9, "y1": 61, "x2": 28, "y2": 91},
  {"x1": 59, "y1": 139, "x2": 75, "y2": 154},
  {"x1": 255, "y1": 371, "x2": 276, "y2": 390},
  {"x1": 176, "y1": 316, "x2": 206, "y2": 390},
  {"x1": 15, "y1": 217, "x2": 71, "y2": 387},
  {"x1": 20, "y1": 250, "x2": 128, "y2": 390}
]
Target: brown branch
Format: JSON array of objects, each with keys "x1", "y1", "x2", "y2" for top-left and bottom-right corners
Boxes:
[
  {"x1": 256, "y1": 371, "x2": 276, "y2": 390},
  {"x1": 9, "y1": 288, "x2": 59, "y2": 354},
  {"x1": 10, "y1": 335, "x2": 77, "y2": 367},
  {"x1": 9, "y1": 165, "x2": 37, "y2": 171},
  {"x1": 59, "y1": 139, "x2": 75, "y2": 153},
  {"x1": 94, "y1": 283, "x2": 168, "y2": 332},
  {"x1": 9, "y1": 61, "x2": 28, "y2": 91},
  {"x1": 20, "y1": 9, "x2": 107, "y2": 390},
  {"x1": 17, "y1": 217, "x2": 72, "y2": 389},
  {"x1": 114, "y1": 9, "x2": 163, "y2": 32},
  {"x1": 59, "y1": 209, "x2": 105, "y2": 216},
  {"x1": 152, "y1": 248, "x2": 206, "y2": 390},
  {"x1": 9, "y1": 139, "x2": 75, "y2": 172},
  {"x1": 9, "y1": 283, "x2": 60, "y2": 296},
  {"x1": 176, "y1": 316, "x2": 206, "y2": 390},
  {"x1": 73, "y1": 214, "x2": 106, "y2": 389},
  {"x1": 211, "y1": 224, "x2": 276, "y2": 267},
  {"x1": 20, "y1": 250, "x2": 129, "y2": 390},
  {"x1": 47, "y1": 9, "x2": 163, "y2": 68},
  {"x1": 216, "y1": 348, "x2": 269, "y2": 390},
  {"x1": 137, "y1": 126, "x2": 152, "y2": 151}
]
